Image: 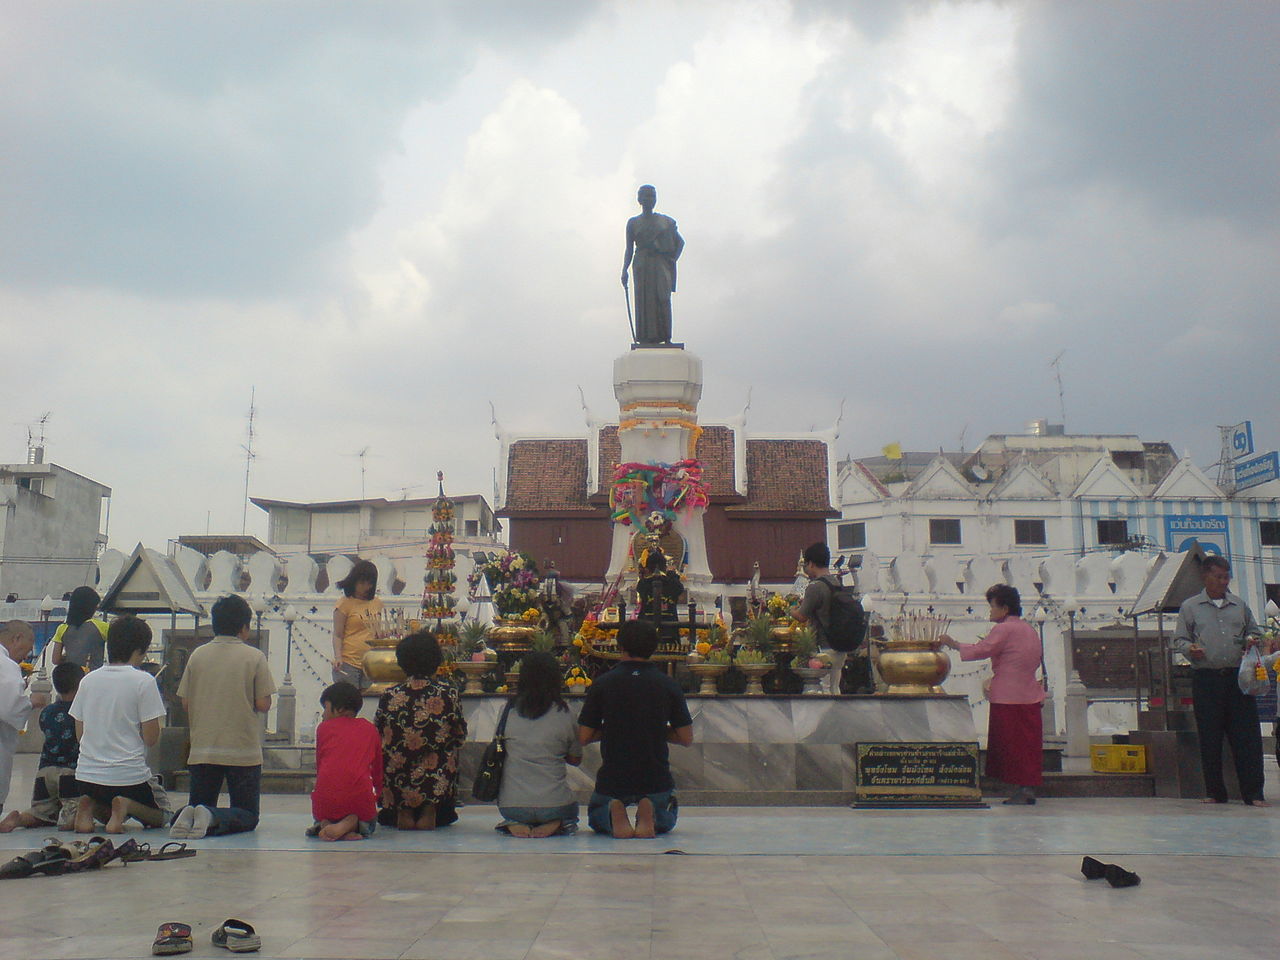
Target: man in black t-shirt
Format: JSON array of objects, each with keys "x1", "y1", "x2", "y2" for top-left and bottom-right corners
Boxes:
[{"x1": 578, "y1": 620, "x2": 693, "y2": 838}]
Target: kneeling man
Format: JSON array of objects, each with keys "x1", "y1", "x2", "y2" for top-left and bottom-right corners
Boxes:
[{"x1": 578, "y1": 620, "x2": 692, "y2": 838}]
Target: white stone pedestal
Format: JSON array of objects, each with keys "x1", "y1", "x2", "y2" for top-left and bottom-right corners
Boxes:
[{"x1": 607, "y1": 347, "x2": 713, "y2": 595}]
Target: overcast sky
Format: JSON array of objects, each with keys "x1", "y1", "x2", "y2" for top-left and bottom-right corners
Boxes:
[{"x1": 3, "y1": 0, "x2": 1277, "y2": 552}]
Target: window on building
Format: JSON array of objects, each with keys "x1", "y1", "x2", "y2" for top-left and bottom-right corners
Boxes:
[
  {"x1": 837, "y1": 522, "x2": 866, "y2": 550},
  {"x1": 270, "y1": 508, "x2": 310, "y2": 545},
  {"x1": 465, "y1": 519, "x2": 478, "y2": 536},
  {"x1": 929, "y1": 518, "x2": 962, "y2": 545},
  {"x1": 1014, "y1": 519, "x2": 1047, "y2": 545},
  {"x1": 1261, "y1": 521, "x2": 1280, "y2": 547},
  {"x1": 1097, "y1": 519, "x2": 1129, "y2": 545}
]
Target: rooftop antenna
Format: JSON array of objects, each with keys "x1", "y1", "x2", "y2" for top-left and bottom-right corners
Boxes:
[
  {"x1": 354, "y1": 446, "x2": 370, "y2": 502},
  {"x1": 1049, "y1": 350, "x2": 1067, "y2": 426},
  {"x1": 240, "y1": 388, "x2": 257, "y2": 534},
  {"x1": 26, "y1": 411, "x2": 51, "y2": 463}
]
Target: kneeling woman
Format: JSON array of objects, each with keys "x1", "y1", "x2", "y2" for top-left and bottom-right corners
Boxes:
[
  {"x1": 496, "y1": 652, "x2": 582, "y2": 837},
  {"x1": 939, "y1": 584, "x2": 1044, "y2": 805},
  {"x1": 375, "y1": 632, "x2": 466, "y2": 829}
]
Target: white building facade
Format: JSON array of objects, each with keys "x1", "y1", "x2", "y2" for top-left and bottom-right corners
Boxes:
[{"x1": 0, "y1": 457, "x2": 111, "y2": 601}]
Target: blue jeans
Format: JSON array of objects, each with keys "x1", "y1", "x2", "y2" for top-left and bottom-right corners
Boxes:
[
  {"x1": 186, "y1": 764, "x2": 262, "y2": 835},
  {"x1": 497, "y1": 802, "x2": 579, "y2": 834},
  {"x1": 587, "y1": 791, "x2": 678, "y2": 836}
]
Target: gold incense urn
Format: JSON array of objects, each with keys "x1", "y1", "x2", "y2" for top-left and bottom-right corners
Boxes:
[
  {"x1": 488, "y1": 618, "x2": 536, "y2": 652},
  {"x1": 362, "y1": 637, "x2": 406, "y2": 695},
  {"x1": 874, "y1": 640, "x2": 950, "y2": 695}
]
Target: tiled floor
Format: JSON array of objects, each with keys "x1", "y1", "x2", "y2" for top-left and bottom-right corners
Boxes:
[{"x1": 1, "y1": 757, "x2": 1277, "y2": 960}]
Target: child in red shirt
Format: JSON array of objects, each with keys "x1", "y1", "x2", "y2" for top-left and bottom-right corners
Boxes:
[{"x1": 308, "y1": 682, "x2": 382, "y2": 841}]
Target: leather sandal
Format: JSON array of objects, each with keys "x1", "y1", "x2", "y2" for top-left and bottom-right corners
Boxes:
[
  {"x1": 212, "y1": 918, "x2": 261, "y2": 953},
  {"x1": 152, "y1": 922, "x2": 194, "y2": 956}
]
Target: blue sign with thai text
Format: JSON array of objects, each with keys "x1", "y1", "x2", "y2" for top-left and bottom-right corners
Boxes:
[
  {"x1": 1165, "y1": 514, "x2": 1230, "y2": 556},
  {"x1": 1235, "y1": 451, "x2": 1279, "y2": 491},
  {"x1": 1228, "y1": 421, "x2": 1254, "y2": 458}
]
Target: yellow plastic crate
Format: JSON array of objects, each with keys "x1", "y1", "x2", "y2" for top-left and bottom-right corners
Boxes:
[{"x1": 1090, "y1": 744, "x2": 1147, "y2": 774}]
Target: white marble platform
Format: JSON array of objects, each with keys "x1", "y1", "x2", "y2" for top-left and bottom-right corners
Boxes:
[{"x1": 459, "y1": 695, "x2": 978, "y2": 795}]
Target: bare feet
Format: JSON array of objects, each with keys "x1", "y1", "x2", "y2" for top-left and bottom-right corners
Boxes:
[
  {"x1": 415, "y1": 805, "x2": 437, "y2": 831},
  {"x1": 1245, "y1": 799, "x2": 1271, "y2": 807},
  {"x1": 74, "y1": 797, "x2": 96, "y2": 834},
  {"x1": 507, "y1": 823, "x2": 532, "y2": 838},
  {"x1": 105, "y1": 796, "x2": 131, "y2": 834},
  {"x1": 339, "y1": 831, "x2": 363, "y2": 840},
  {"x1": 529, "y1": 820, "x2": 561, "y2": 838},
  {"x1": 320, "y1": 814, "x2": 360, "y2": 840},
  {"x1": 0, "y1": 810, "x2": 21, "y2": 833},
  {"x1": 634, "y1": 798, "x2": 656, "y2": 839},
  {"x1": 1200, "y1": 797, "x2": 1228, "y2": 804},
  {"x1": 609, "y1": 799, "x2": 635, "y2": 839}
]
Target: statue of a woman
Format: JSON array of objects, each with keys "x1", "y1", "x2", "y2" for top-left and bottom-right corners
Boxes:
[{"x1": 621, "y1": 185, "x2": 684, "y2": 344}]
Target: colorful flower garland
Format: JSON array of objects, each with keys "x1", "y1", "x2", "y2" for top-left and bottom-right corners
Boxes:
[{"x1": 608, "y1": 459, "x2": 710, "y2": 528}]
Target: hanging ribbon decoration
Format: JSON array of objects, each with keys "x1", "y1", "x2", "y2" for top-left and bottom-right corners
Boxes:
[{"x1": 608, "y1": 459, "x2": 710, "y2": 528}]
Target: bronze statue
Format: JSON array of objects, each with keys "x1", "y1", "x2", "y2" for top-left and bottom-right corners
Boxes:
[{"x1": 621, "y1": 185, "x2": 684, "y2": 344}]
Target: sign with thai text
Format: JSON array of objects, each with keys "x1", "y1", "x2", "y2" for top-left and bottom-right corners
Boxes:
[
  {"x1": 854, "y1": 741, "x2": 984, "y2": 807},
  {"x1": 1164, "y1": 515, "x2": 1230, "y2": 556},
  {"x1": 1228, "y1": 421, "x2": 1254, "y2": 459},
  {"x1": 1235, "y1": 451, "x2": 1279, "y2": 491}
]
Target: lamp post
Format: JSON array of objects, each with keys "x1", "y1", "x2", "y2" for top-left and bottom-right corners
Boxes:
[
  {"x1": 1034, "y1": 606, "x2": 1054, "y2": 736},
  {"x1": 249, "y1": 594, "x2": 267, "y2": 645},
  {"x1": 1062, "y1": 599, "x2": 1090, "y2": 758},
  {"x1": 276, "y1": 604, "x2": 299, "y2": 745}
]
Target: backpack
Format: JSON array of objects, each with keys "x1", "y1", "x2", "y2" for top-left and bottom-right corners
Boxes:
[{"x1": 818, "y1": 577, "x2": 867, "y2": 652}]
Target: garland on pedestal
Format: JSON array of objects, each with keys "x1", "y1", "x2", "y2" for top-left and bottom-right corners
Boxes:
[
  {"x1": 608, "y1": 459, "x2": 709, "y2": 528},
  {"x1": 422, "y1": 471, "x2": 457, "y2": 621}
]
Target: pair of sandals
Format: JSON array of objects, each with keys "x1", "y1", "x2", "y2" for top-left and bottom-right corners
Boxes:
[
  {"x1": 1081, "y1": 855, "x2": 1141, "y2": 887},
  {"x1": 0, "y1": 836, "x2": 133, "y2": 877},
  {"x1": 153, "y1": 919, "x2": 260, "y2": 955}
]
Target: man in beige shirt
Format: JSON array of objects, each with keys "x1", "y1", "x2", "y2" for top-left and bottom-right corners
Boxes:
[{"x1": 171, "y1": 595, "x2": 276, "y2": 838}]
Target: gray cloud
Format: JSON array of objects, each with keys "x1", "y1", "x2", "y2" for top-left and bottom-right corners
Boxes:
[{"x1": 0, "y1": 1, "x2": 594, "y2": 297}]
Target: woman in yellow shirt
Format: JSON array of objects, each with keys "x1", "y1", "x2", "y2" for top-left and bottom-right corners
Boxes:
[
  {"x1": 332, "y1": 560, "x2": 382, "y2": 690},
  {"x1": 49, "y1": 586, "x2": 109, "y2": 670}
]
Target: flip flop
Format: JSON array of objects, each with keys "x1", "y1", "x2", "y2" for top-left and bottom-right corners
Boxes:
[
  {"x1": 152, "y1": 922, "x2": 194, "y2": 955},
  {"x1": 212, "y1": 919, "x2": 261, "y2": 953},
  {"x1": 121, "y1": 841, "x2": 153, "y2": 863},
  {"x1": 149, "y1": 842, "x2": 197, "y2": 862}
]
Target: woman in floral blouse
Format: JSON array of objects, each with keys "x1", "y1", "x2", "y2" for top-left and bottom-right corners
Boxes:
[{"x1": 375, "y1": 631, "x2": 466, "y2": 830}]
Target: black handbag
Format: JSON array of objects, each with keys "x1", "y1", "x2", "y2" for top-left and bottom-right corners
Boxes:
[{"x1": 470, "y1": 701, "x2": 514, "y2": 802}]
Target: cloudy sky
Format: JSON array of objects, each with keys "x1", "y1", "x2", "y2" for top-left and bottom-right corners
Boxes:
[{"x1": 3, "y1": 0, "x2": 1277, "y2": 552}]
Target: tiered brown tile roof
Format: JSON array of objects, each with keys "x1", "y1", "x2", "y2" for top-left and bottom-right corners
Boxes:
[
  {"x1": 728, "y1": 439, "x2": 833, "y2": 513},
  {"x1": 503, "y1": 439, "x2": 596, "y2": 513},
  {"x1": 505, "y1": 429, "x2": 833, "y2": 515}
]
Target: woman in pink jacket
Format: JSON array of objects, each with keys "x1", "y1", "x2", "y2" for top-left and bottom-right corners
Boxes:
[{"x1": 940, "y1": 584, "x2": 1044, "y2": 805}]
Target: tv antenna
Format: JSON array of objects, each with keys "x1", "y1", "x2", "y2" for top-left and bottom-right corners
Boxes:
[
  {"x1": 1049, "y1": 350, "x2": 1067, "y2": 426},
  {"x1": 241, "y1": 388, "x2": 257, "y2": 534},
  {"x1": 25, "y1": 411, "x2": 52, "y2": 463}
]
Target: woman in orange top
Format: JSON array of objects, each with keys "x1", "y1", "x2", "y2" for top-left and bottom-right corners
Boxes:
[{"x1": 332, "y1": 560, "x2": 382, "y2": 691}]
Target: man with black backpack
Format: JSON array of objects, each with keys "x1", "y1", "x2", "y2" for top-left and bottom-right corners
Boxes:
[{"x1": 792, "y1": 542, "x2": 868, "y2": 694}]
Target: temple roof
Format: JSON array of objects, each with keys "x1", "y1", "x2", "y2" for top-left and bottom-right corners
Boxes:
[{"x1": 503, "y1": 427, "x2": 832, "y2": 515}]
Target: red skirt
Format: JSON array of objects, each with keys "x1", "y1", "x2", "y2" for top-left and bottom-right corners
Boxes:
[{"x1": 985, "y1": 702, "x2": 1043, "y2": 787}]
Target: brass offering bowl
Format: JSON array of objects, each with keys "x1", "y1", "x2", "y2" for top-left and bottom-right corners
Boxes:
[
  {"x1": 687, "y1": 661, "x2": 729, "y2": 695},
  {"x1": 362, "y1": 637, "x2": 406, "y2": 696},
  {"x1": 873, "y1": 640, "x2": 950, "y2": 695},
  {"x1": 488, "y1": 619, "x2": 536, "y2": 652}
]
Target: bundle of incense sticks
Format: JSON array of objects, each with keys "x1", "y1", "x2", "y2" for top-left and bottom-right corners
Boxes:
[
  {"x1": 888, "y1": 612, "x2": 951, "y2": 645},
  {"x1": 372, "y1": 608, "x2": 408, "y2": 641}
]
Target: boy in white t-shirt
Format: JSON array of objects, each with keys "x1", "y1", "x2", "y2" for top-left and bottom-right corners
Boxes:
[{"x1": 70, "y1": 616, "x2": 170, "y2": 834}]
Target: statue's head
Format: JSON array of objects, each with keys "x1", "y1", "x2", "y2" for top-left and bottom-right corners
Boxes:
[{"x1": 637, "y1": 184, "x2": 656, "y2": 207}]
